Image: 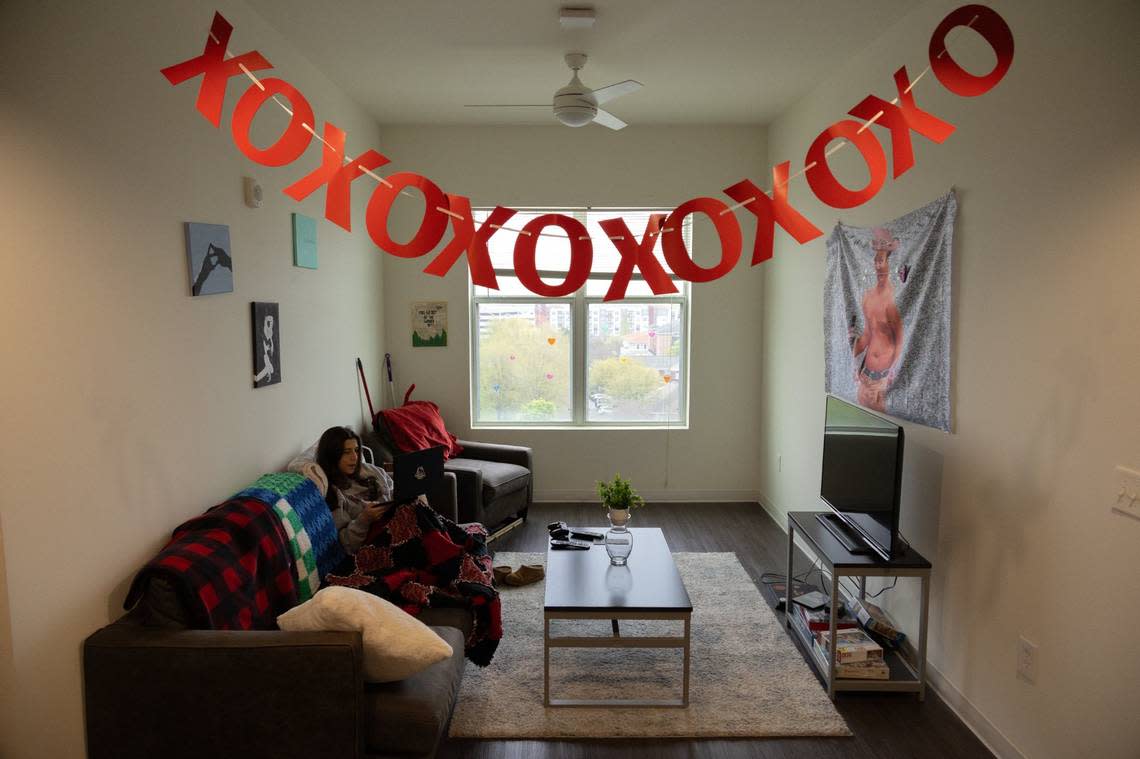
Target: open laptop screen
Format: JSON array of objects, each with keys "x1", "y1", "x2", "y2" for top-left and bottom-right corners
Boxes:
[{"x1": 391, "y1": 445, "x2": 445, "y2": 502}]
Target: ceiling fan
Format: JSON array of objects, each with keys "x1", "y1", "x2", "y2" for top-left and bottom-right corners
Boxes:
[{"x1": 465, "y1": 53, "x2": 643, "y2": 130}]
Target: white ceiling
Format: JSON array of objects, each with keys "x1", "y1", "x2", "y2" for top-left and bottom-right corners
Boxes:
[{"x1": 245, "y1": 0, "x2": 919, "y2": 127}]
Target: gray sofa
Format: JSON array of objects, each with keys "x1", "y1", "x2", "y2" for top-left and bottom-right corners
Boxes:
[
  {"x1": 83, "y1": 490, "x2": 471, "y2": 759},
  {"x1": 84, "y1": 606, "x2": 469, "y2": 759}
]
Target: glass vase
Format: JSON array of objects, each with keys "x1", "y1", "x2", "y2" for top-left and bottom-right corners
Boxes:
[{"x1": 605, "y1": 508, "x2": 633, "y2": 565}]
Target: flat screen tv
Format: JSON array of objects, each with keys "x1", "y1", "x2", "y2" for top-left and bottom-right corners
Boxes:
[{"x1": 819, "y1": 395, "x2": 904, "y2": 560}]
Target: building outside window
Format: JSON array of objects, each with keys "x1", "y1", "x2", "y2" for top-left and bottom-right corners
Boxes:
[{"x1": 470, "y1": 208, "x2": 690, "y2": 427}]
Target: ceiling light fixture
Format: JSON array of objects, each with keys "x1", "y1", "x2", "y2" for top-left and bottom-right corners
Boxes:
[{"x1": 559, "y1": 7, "x2": 596, "y2": 31}]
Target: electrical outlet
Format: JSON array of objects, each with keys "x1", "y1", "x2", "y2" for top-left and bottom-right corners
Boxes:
[
  {"x1": 1017, "y1": 636, "x2": 1038, "y2": 683},
  {"x1": 1112, "y1": 465, "x2": 1140, "y2": 521}
]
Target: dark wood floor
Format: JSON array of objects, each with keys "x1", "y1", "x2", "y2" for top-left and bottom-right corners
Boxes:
[{"x1": 439, "y1": 502, "x2": 993, "y2": 759}]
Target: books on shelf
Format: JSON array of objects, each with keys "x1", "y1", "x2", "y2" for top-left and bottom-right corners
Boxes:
[
  {"x1": 818, "y1": 627, "x2": 884, "y2": 663},
  {"x1": 791, "y1": 609, "x2": 889, "y2": 678},
  {"x1": 847, "y1": 596, "x2": 906, "y2": 648},
  {"x1": 813, "y1": 641, "x2": 890, "y2": 679},
  {"x1": 797, "y1": 603, "x2": 859, "y2": 632}
]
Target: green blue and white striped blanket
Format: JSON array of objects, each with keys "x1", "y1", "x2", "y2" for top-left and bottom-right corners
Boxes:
[{"x1": 236, "y1": 473, "x2": 346, "y2": 602}]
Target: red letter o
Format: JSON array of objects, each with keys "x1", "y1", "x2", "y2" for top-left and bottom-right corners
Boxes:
[
  {"x1": 805, "y1": 120, "x2": 887, "y2": 209},
  {"x1": 365, "y1": 173, "x2": 449, "y2": 258},
  {"x1": 929, "y1": 4, "x2": 1014, "y2": 97},
  {"x1": 230, "y1": 78, "x2": 314, "y2": 167},
  {"x1": 513, "y1": 214, "x2": 592, "y2": 297},
  {"x1": 662, "y1": 198, "x2": 742, "y2": 283}
]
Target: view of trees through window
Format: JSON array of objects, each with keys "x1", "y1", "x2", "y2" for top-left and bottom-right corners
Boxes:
[
  {"x1": 586, "y1": 303, "x2": 682, "y2": 422},
  {"x1": 476, "y1": 303, "x2": 571, "y2": 422},
  {"x1": 471, "y1": 209, "x2": 689, "y2": 427}
]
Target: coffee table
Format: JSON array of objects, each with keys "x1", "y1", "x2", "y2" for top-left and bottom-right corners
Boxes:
[{"x1": 543, "y1": 527, "x2": 693, "y2": 707}]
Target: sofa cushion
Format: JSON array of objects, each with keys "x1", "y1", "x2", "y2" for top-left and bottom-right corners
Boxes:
[
  {"x1": 277, "y1": 587, "x2": 453, "y2": 682},
  {"x1": 363, "y1": 625, "x2": 466, "y2": 756},
  {"x1": 417, "y1": 605, "x2": 474, "y2": 640},
  {"x1": 446, "y1": 458, "x2": 530, "y2": 501}
]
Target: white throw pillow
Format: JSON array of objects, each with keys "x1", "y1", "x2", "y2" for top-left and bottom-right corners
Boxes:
[{"x1": 277, "y1": 586, "x2": 454, "y2": 682}]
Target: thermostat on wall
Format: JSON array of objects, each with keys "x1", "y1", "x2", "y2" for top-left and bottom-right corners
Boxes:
[{"x1": 243, "y1": 176, "x2": 263, "y2": 208}]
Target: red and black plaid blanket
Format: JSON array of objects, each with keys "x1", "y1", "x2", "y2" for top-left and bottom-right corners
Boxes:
[
  {"x1": 326, "y1": 500, "x2": 501, "y2": 666},
  {"x1": 124, "y1": 497, "x2": 297, "y2": 630}
]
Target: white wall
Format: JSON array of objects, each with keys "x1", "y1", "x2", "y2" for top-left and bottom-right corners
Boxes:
[
  {"x1": 375, "y1": 125, "x2": 768, "y2": 501},
  {"x1": 0, "y1": 2, "x2": 387, "y2": 757},
  {"x1": 758, "y1": 1, "x2": 1140, "y2": 757}
]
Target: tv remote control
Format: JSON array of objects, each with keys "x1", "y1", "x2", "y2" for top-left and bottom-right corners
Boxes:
[{"x1": 550, "y1": 538, "x2": 592, "y2": 550}]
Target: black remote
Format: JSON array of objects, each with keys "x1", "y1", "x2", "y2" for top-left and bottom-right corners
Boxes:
[
  {"x1": 550, "y1": 538, "x2": 591, "y2": 550},
  {"x1": 569, "y1": 530, "x2": 604, "y2": 542}
]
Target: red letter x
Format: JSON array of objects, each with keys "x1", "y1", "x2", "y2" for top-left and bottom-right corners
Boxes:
[
  {"x1": 283, "y1": 122, "x2": 391, "y2": 232},
  {"x1": 848, "y1": 67, "x2": 956, "y2": 178},
  {"x1": 423, "y1": 198, "x2": 515, "y2": 290},
  {"x1": 723, "y1": 163, "x2": 823, "y2": 266},
  {"x1": 598, "y1": 215, "x2": 675, "y2": 302},
  {"x1": 160, "y1": 12, "x2": 272, "y2": 127}
]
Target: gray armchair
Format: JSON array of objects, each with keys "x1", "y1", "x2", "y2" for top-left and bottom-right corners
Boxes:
[
  {"x1": 360, "y1": 431, "x2": 532, "y2": 533},
  {"x1": 445, "y1": 440, "x2": 532, "y2": 529}
]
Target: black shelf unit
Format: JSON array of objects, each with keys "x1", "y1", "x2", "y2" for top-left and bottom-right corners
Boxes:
[{"x1": 786, "y1": 511, "x2": 932, "y2": 700}]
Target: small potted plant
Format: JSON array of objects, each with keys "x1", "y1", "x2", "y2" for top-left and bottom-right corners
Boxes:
[
  {"x1": 597, "y1": 474, "x2": 643, "y2": 565},
  {"x1": 597, "y1": 473, "x2": 644, "y2": 528}
]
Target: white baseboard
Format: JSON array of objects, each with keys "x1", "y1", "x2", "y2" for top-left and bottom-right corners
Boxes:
[
  {"x1": 757, "y1": 490, "x2": 1024, "y2": 759},
  {"x1": 924, "y1": 661, "x2": 1026, "y2": 759},
  {"x1": 536, "y1": 489, "x2": 763, "y2": 503}
]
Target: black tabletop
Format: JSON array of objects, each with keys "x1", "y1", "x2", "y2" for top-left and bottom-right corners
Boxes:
[
  {"x1": 544, "y1": 527, "x2": 693, "y2": 612},
  {"x1": 788, "y1": 511, "x2": 932, "y2": 569}
]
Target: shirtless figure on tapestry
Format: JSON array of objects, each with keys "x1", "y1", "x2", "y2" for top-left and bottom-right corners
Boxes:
[{"x1": 849, "y1": 227, "x2": 904, "y2": 413}]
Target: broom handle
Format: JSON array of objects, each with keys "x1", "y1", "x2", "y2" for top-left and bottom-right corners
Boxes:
[
  {"x1": 384, "y1": 353, "x2": 397, "y2": 407},
  {"x1": 356, "y1": 357, "x2": 376, "y2": 421}
]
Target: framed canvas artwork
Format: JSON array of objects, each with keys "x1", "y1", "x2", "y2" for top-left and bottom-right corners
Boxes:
[
  {"x1": 252, "y1": 301, "x2": 281, "y2": 388},
  {"x1": 292, "y1": 213, "x2": 318, "y2": 269},
  {"x1": 185, "y1": 222, "x2": 233, "y2": 296},
  {"x1": 411, "y1": 301, "x2": 447, "y2": 347}
]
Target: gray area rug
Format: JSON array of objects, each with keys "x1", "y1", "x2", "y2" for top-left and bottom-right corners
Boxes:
[{"x1": 449, "y1": 551, "x2": 851, "y2": 739}]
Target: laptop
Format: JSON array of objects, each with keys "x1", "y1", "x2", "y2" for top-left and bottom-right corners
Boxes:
[{"x1": 391, "y1": 445, "x2": 446, "y2": 502}]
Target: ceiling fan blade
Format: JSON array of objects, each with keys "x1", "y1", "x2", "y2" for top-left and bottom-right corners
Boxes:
[
  {"x1": 592, "y1": 108, "x2": 627, "y2": 131},
  {"x1": 462, "y1": 104, "x2": 550, "y2": 108},
  {"x1": 591, "y1": 80, "x2": 643, "y2": 105}
]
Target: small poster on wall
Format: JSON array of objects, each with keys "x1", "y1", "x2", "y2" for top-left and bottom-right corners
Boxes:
[
  {"x1": 292, "y1": 213, "x2": 318, "y2": 269},
  {"x1": 823, "y1": 191, "x2": 956, "y2": 431},
  {"x1": 185, "y1": 222, "x2": 233, "y2": 296},
  {"x1": 411, "y1": 301, "x2": 447, "y2": 347},
  {"x1": 252, "y1": 301, "x2": 281, "y2": 388}
]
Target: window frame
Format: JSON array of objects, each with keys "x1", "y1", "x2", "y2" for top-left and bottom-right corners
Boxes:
[{"x1": 469, "y1": 207, "x2": 691, "y2": 430}]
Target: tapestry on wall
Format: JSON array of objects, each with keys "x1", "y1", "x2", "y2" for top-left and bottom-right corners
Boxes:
[{"x1": 823, "y1": 190, "x2": 956, "y2": 431}]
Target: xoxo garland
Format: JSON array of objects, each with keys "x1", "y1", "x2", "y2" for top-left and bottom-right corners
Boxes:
[{"x1": 162, "y1": 5, "x2": 1013, "y2": 301}]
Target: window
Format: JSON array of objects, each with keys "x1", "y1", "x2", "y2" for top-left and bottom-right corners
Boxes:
[{"x1": 470, "y1": 208, "x2": 690, "y2": 427}]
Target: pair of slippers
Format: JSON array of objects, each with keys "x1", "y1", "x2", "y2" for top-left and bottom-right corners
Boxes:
[{"x1": 493, "y1": 564, "x2": 545, "y2": 587}]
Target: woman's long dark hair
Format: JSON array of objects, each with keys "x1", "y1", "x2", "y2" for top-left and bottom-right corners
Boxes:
[{"x1": 316, "y1": 426, "x2": 378, "y2": 508}]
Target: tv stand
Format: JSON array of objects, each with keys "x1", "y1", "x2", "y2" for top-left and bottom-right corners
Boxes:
[
  {"x1": 786, "y1": 511, "x2": 931, "y2": 700},
  {"x1": 815, "y1": 513, "x2": 873, "y2": 555}
]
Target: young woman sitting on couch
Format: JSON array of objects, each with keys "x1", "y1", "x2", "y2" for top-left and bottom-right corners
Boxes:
[
  {"x1": 314, "y1": 426, "x2": 502, "y2": 665},
  {"x1": 316, "y1": 425, "x2": 393, "y2": 554}
]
